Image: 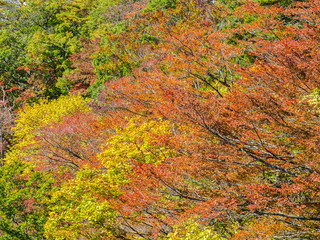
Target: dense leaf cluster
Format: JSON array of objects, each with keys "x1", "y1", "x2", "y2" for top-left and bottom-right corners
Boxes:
[{"x1": 1, "y1": 0, "x2": 320, "y2": 239}]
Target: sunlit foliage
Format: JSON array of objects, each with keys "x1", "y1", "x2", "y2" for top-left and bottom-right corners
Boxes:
[{"x1": 1, "y1": 0, "x2": 320, "y2": 239}]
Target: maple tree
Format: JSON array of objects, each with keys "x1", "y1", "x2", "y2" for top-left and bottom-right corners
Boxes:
[
  {"x1": 1, "y1": 0, "x2": 320, "y2": 239},
  {"x1": 11, "y1": 95, "x2": 99, "y2": 172},
  {"x1": 93, "y1": 0, "x2": 320, "y2": 238}
]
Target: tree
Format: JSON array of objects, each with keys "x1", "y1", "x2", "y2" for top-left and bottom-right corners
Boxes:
[
  {"x1": 12, "y1": 95, "x2": 93, "y2": 173},
  {"x1": 2, "y1": 0, "x2": 320, "y2": 239},
  {"x1": 94, "y1": 0, "x2": 320, "y2": 238},
  {"x1": 0, "y1": 159, "x2": 54, "y2": 239}
]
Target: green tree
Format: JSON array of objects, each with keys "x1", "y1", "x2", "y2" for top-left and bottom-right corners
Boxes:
[{"x1": 0, "y1": 159, "x2": 54, "y2": 239}]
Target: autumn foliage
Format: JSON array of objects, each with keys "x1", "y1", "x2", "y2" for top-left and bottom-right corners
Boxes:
[{"x1": 1, "y1": 0, "x2": 320, "y2": 239}]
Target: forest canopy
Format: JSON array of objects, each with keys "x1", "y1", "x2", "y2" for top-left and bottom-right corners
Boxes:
[{"x1": 0, "y1": 0, "x2": 320, "y2": 239}]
